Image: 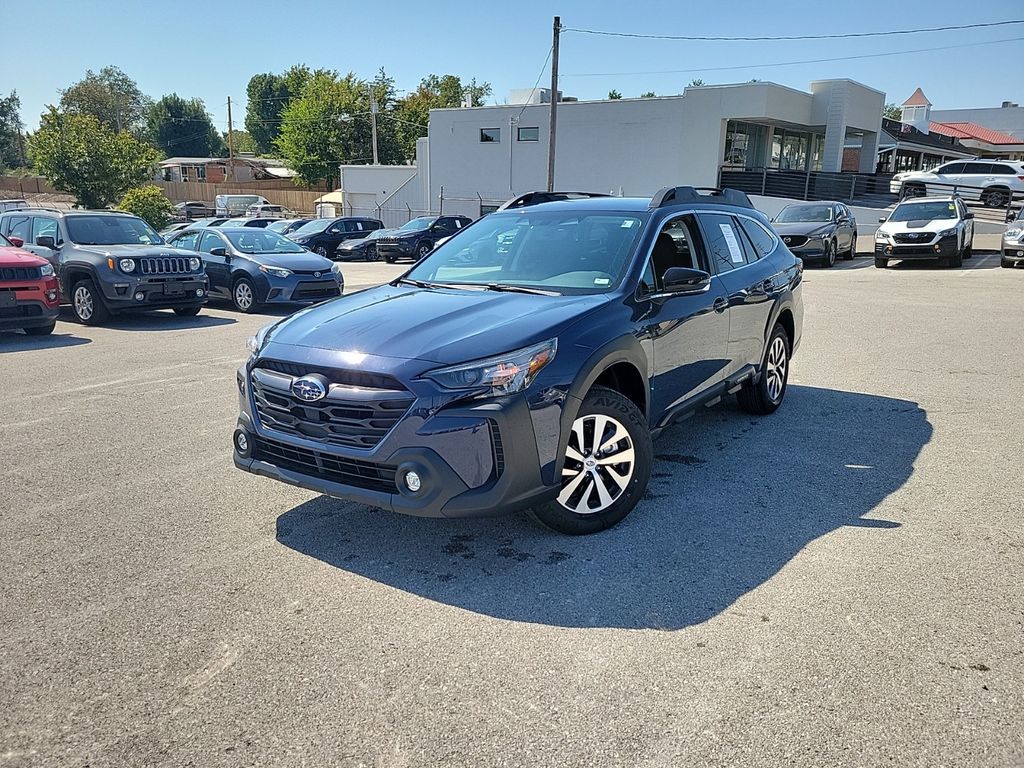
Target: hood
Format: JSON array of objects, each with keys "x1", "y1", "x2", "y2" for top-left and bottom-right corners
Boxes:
[
  {"x1": 771, "y1": 222, "x2": 835, "y2": 237},
  {"x1": 339, "y1": 229, "x2": 398, "y2": 249},
  {"x1": 881, "y1": 217, "x2": 957, "y2": 233},
  {"x1": 264, "y1": 283, "x2": 607, "y2": 364},
  {"x1": 246, "y1": 251, "x2": 335, "y2": 271},
  {"x1": 76, "y1": 244, "x2": 199, "y2": 258},
  {"x1": 0, "y1": 246, "x2": 46, "y2": 268}
]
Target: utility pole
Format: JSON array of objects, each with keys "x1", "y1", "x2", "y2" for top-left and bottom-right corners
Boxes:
[
  {"x1": 369, "y1": 85, "x2": 380, "y2": 165},
  {"x1": 226, "y1": 96, "x2": 236, "y2": 181},
  {"x1": 546, "y1": 15, "x2": 560, "y2": 192}
]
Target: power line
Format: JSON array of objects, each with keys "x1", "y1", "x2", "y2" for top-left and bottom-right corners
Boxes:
[
  {"x1": 562, "y1": 18, "x2": 1024, "y2": 42},
  {"x1": 562, "y1": 36, "x2": 1024, "y2": 77},
  {"x1": 516, "y1": 44, "x2": 554, "y2": 123}
]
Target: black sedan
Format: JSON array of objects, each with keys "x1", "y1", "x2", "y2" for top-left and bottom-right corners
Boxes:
[
  {"x1": 287, "y1": 217, "x2": 384, "y2": 258},
  {"x1": 333, "y1": 228, "x2": 395, "y2": 261},
  {"x1": 770, "y1": 201, "x2": 857, "y2": 267}
]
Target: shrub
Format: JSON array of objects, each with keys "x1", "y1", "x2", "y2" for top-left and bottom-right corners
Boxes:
[{"x1": 118, "y1": 185, "x2": 175, "y2": 230}]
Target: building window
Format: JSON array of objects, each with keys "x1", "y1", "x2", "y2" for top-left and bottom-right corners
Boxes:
[
  {"x1": 196, "y1": 165, "x2": 207, "y2": 182},
  {"x1": 480, "y1": 128, "x2": 501, "y2": 143},
  {"x1": 723, "y1": 121, "x2": 767, "y2": 168},
  {"x1": 517, "y1": 126, "x2": 539, "y2": 142},
  {"x1": 180, "y1": 166, "x2": 190, "y2": 183}
]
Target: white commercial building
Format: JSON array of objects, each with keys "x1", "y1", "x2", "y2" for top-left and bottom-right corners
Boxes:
[{"x1": 424, "y1": 79, "x2": 885, "y2": 218}]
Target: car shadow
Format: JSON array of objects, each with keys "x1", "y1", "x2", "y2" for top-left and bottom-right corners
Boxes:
[
  {"x1": 0, "y1": 329, "x2": 91, "y2": 352},
  {"x1": 274, "y1": 385, "x2": 931, "y2": 630},
  {"x1": 886, "y1": 253, "x2": 1003, "y2": 271},
  {"x1": 93, "y1": 311, "x2": 237, "y2": 331}
]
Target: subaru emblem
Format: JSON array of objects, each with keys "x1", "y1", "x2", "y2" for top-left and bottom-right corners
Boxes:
[{"x1": 291, "y1": 376, "x2": 327, "y2": 402}]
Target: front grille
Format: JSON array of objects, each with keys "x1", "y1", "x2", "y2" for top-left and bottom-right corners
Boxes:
[
  {"x1": 252, "y1": 435, "x2": 397, "y2": 493},
  {"x1": 781, "y1": 235, "x2": 808, "y2": 247},
  {"x1": 293, "y1": 281, "x2": 340, "y2": 299},
  {"x1": 255, "y1": 359, "x2": 404, "y2": 391},
  {"x1": 0, "y1": 303, "x2": 42, "y2": 318},
  {"x1": 140, "y1": 257, "x2": 191, "y2": 275},
  {"x1": 250, "y1": 361, "x2": 414, "y2": 449},
  {"x1": 893, "y1": 232, "x2": 933, "y2": 244},
  {"x1": 0, "y1": 266, "x2": 41, "y2": 281}
]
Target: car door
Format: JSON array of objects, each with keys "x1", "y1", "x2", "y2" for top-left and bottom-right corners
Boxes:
[
  {"x1": 639, "y1": 213, "x2": 731, "y2": 419},
  {"x1": 696, "y1": 212, "x2": 777, "y2": 375},
  {"x1": 957, "y1": 198, "x2": 974, "y2": 247},
  {"x1": 835, "y1": 204, "x2": 855, "y2": 253},
  {"x1": 4, "y1": 212, "x2": 32, "y2": 249},
  {"x1": 926, "y1": 162, "x2": 964, "y2": 197},
  {"x1": 957, "y1": 162, "x2": 992, "y2": 203},
  {"x1": 197, "y1": 230, "x2": 231, "y2": 296}
]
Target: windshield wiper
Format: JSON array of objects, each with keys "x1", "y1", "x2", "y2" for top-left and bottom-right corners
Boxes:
[
  {"x1": 480, "y1": 283, "x2": 559, "y2": 296},
  {"x1": 395, "y1": 277, "x2": 445, "y2": 289}
]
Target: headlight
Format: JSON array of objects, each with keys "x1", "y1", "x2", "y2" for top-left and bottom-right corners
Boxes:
[
  {"x1": 39, "y1": 263, "x2": 54, "y2": 277},
  {"x1": 331, "y1": 262, "x2": 344, "y2": 277},
  {"x1": 875, "y1": 230, "x2": 890, "y2": 240},
  {"x1": 937, "y1": 228, "x2": 958, "y2": 238},
  {"x1": 1004, "y1": 227, "x2": 1023, "y2": 240},
  {"x1": 189, "y1": 257, "x2": 201, "y2": 271},
  {"x1": 425, "y1": 339, "x2": 557, "y2": 396},
  {"x1": 259, "y1": 264, "x2": 292, "y2": 278},
  {"x1": 246, "y1": 324, "x2": 273, "y2": 357},
  {"x1": 119, "y1": 258, "x2": 136, "y2": 272}
]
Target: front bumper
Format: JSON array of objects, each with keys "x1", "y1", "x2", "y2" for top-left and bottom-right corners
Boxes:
[
  {"x1": 376, "y1": 240, "x2": 416, "y2": 259},
  {"x1": 261, "y1": 273, "x2": 343, "y2": 305},
  {"x1": 0, "y1": 297, "x2": 60, "y2": 330},
  {"x1": 875, "y1": 234, "x2": 959, "y2": 260},
  {"x1": 1003, "y1": 240, "x2": 1024, "y2": 261},
  {"x1": 232, "y1": 350, "x2": 563, "y2": 518},
  {"x1": 787, "y1": 239, "x2": 829, "y2": 259},
  {"x1": 101, "y1": 274, "x2": 209, "y2": 310}
]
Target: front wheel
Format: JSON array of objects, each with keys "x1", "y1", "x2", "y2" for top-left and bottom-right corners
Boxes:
[
  {"x1": 24, "y1": 321, "x2": 56, "y2": 336},
  {"x1": 71, "y1": 279, "x2": 111, "y2": 326},
  {"x1": 874, "y1": 257, "x2": 888, "y2": 269},
  {"x1": 947, "y1": 248, "x2": 963, "y2": 269},
  {"x1": 416, "y1": 241, "x2": 433, "y2": 260},
  {"x1": 822, "y1": 239, "x2": 836, "y2": 268},
  {"x1": 738, "y1": 323, "x2": 791, "y2": 415},
  {"x1": 532, "y1": 386, "x2": 653, "y2": 535},
  {"x1": 232, "y1": 277, "x2": 259, "y2": 313},
  {"x1": 1002, "y1": 259, "x2": 1015, "y2": 268},
  {"x1": 314, "y1": 246, "x2": 330, "y2": 258},
  {"x1": 173, "y1": 305, "x2": 202, "y2": 317}
]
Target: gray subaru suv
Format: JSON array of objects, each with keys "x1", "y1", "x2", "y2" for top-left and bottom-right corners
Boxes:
[{"x1": 0, "y1": 209, "x2": 209, "y2": 325}]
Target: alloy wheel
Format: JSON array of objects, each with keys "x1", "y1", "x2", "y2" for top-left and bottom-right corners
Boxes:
[
  {"x1": 765, "y1": 336, "x2": 788, "y2": 401},
  {"x1": 73, "y1": 285, "x2": 93, "y2": 321},
  {"x1": 234, "y1": 282, "x2": 254, "y2": 311},
  {"x1": 984, "y1": 190, "x2": 1008, "y2": 208},
  {"x1": 557, "y1": 414, "x2": 635, "y2": 515}
]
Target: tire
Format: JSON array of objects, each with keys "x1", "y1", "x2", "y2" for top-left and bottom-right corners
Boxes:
[
  {"x1": 531, "y1": 386, "x2": 653, "y2": 535},
  {"x1": 384, "y1": 255, "x2": 395, "y2": 264},
  {"x1": 874, "y1": 257, "x2": 888, "y2": 269},
  {"x1": 822, "y1": 239, "x2": 836, "y2": 268},
  {"x1": 369, "y1": 245, "x2": 380, "y2": 262},
  {"x1": 737, "y1": 323, "x2": 791, "y2": 416},
  {"x1": 843, "y1": 234, "x2": 856, "y2": 260},
  {"x1": 962, "y1": 244, "x2": 973, "y2": 259},
  {"x1": 416, "y1": 241, "x2": 433, "y2": 260},
  {"x1": 24, "y1": 321, "x2": 55, "y2": 336},
  {"x1": 71, "y1": 279, "x2": 110, "y2": 326},
  {"x1": 232, "y1": 277, "x2": 259, "y2": 313},
  {"x1": 173, "y1": 305, "x2": 202, "y2": 316},
  {"x1": 947, "y1": 248, "x2": 963, "y2": 269},
  {"x1": 314, "y1": 246, "x2": 330, "y2": 258},
  {"x1": 1001, "y1": 258, "x2": 1014, "y2": 268},
  {"x1": 982, "y1": 188, "x2": 1009, "y2": 208},
  {"x1": 903, "y1": 183, "x2": 926, "y2": 199}
]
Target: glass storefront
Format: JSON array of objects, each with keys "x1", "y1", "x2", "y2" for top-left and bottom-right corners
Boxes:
[
  {"x1": 724, "y1": 121, "x2": 823, "y2": 171},
  {"x1": 723, "y1": 121, "x2": 768, "y2": 168}
]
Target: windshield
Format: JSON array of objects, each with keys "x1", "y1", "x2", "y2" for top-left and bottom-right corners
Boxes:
[
  {"x1": 225, "y1": 229, "x2": 305, "y2": 254},
  {"x1": 290, "y1": 218, "x2": 333, "y2": 237},
  {"x1": 66, "y1": 215, "x2": 164, "y2": 245},
  {"x1": 399, "y1": 217, "x2": 434, "y2": 232},
  {"x1": 266, "y1": 220, "x2": 293, "y2": 233},
  {"x1": 889, "y1": 201, "x2": 958, "y2": 222},
  {"x1": 406, "y1": 210, "x2": 646, "y2": 294},
  {"x1": 775, "y1": 204, "x2": 833, "y2": 223}
]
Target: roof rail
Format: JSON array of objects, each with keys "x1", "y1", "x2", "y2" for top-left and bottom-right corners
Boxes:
[
  {"x1": 498, "y1": 190, "x2": 612, "y2": 211},
  {"x1": 650, "y1": 186, "x2": 754, "y2": 210}
]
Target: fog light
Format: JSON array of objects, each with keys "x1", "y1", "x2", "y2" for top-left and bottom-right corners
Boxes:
[
  {"x1": 134, "y1": 291, "x2": 145, "y2": 301},
  {"x1": 1017, "y1": 250, "x2": 1023, "y2": 257},
  {"x1": 195, "y1": 288, "x2": 204, "y2": 297},
  {"x1": 933, "y1": 245, "x2": 941, "y2": 253},
  {"x1": 405, "y1": 471, "x2": 422, "y2": 492},
  {"x1": 234, "y1": 429, "x2": 250, "y2": 456},
  {"x1": 237, "y1": 371, "x2": 245, "y2": 392},
  {"x1": 46, "y1": 289, "x2": 57, "y2": 301}
]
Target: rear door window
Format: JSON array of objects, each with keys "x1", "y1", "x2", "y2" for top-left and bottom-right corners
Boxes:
[
  {"x1": 737, "y1": 217, "x2": 776, "y2": 260},
  {"x1": 962, "y1": 163, "x2": 992, "y2": 175},
  {"x1": 696, "y1": 213, "x2": 748, "y2": 273}
]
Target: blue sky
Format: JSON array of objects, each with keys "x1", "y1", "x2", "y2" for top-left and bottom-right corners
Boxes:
[{"x1": 2, "y1": 0, "x2": 1022, "y2": 131}]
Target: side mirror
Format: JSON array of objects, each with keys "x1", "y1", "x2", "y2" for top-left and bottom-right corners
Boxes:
[
  {"x1": 36, "y1": 235, "x2": 57, "y2": 250},
  {"x1": 878, "y1": 217, "x2": 887, "y2": 224},
  {"x1": 8, "y1": 236, "x2": 24, "y2": 248},
  {"x1": 661, "y1": 267, "x2": 711, "y2": 294},
  {"x1": 209, "y1": 246, "x2": 227, "y2": 257},
  {"x1": 963, "y1": 212, "x2": 974, "y2": 220}
]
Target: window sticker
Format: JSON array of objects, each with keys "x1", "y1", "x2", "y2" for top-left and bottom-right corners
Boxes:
[
  {"x1": 948, "y1": 203, "x2": 956, "y2": 213},
  {"x1": 594, "y1": 277, "x2": 611, "y2": 286},
  {"x1": 719, "y1": 223, "x2": 744, "y2": 263},
  {"x1": 621, "y1": 220, "x2": 636, "y2": 228}
]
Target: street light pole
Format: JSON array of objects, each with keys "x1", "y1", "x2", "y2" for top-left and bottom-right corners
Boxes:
[
  {"x1": 546, "y1": 15, "x2": 561, "y2": 192},
  {"x1": 368, "y1": 85, "x2": 379, "y2": 165}
]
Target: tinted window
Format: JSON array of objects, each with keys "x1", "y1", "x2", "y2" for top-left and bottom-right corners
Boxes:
[
  {"x1": 480, "y1": 128, "x2": 500, "y2": 143},
  {"x1": 696, "y1": 213, "x2": 748, "y2": 273},
  {"x1": 990, "y1": 164, "x2": 1016, "y2": 175},
  {"x1": 889, "y1": 201, "x2": 959, "y2": 221},
  {"x1": 198, "y1": 231, "x2": 225, "y2": 253},
  {"x1": 172, "y1": 231, "x2": 201, "y2": 251},
  {"x1": 938, "y1": 163, "x2": 966, "y2": 175},
  {"x1": 66, "y1": 215, "x2": 162, "y2": 245},
  {"x1": 962, "y1": 163, "x2": 992, "y2": 175},
  {"x1": 343, "y1": 221, "x2": 363, "y2": 232},
  {"x1": 738, "y1": 217, "x2": 776, "y2": 259},
  {"x1": 775, "y1": 204, "x2": 832, "y2": 223},
  {"x1": 6, "y1": 214, "x2": 31, "y2": 242},
  {"x1": 32, "y1": 217, "x2": 60, "y2": 244}
]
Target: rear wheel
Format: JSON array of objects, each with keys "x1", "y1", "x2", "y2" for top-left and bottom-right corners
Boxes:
[
  {"x1": 738, "y1": 323, "x2": 791, "y2": 415},
  {"x1": 24, "y1": 321, "x2": 55, "y2": 336},
  {"x1": 232, "y1": 277, "x2": 259, "y2": 313},
  {"x1": 982, "y1": 188, "x2": 1009, "y2": 208},
  {"x1": 874, "y1": 257, "x2": 888, "y2": 269},
  {"x1": 71, "y1": 279, "x2": 110, "y2": 326},
  {"x1": 532, "y1": 386, "x2": 652, "y2": 535},
  {"x1": 903, "y1": 183, "x2": 926, "y2": 199}
]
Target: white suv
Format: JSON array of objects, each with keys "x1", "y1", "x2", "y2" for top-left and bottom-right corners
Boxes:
[
  {"x1": 875, "y1": 196, "x2": 975, "y2": 269},
  {"x1": 890, "y1": 160, "x2": 1024, "y2": 208}
]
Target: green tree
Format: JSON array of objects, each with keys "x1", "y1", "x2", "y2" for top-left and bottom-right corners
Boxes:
[
  {"x1": 884, "y1": 103, "x2": 903, "y2": 121},
  {"x1": 608, "y1": 89, "x2": 622, "y2": 100},
  {"x1": 146, "y1": 94, "x2": 223, "y2": 157},
  {"x1": 640, "y1": 91, "x2": 656, "y2": 99},
  {"x1": 0, "y1": 91, "x2": 28, "y2": 171},
  {"x1": 30, "y1": 108, "x2": 160, "y2": 209},
  {"x1": 245, "y1": 65, "x2": 327, "y2": 155},
  {"x1": 688, "y1": 79, "x2": 706, "y2": 87},
  {"x1": 118, "y1": 185, "x2": 175, "y2": 229},
  {"x1": 392, "y1": 74, "x2": 491, "y2": 161},
  {"x1": 223, "y1": 129, "x2": 257, "y2": 155},
  {"x1": 275, "y1": 70, "x2": 402, "y2": 185},
  {"x1": 59, "y1": 66, "x2": 150, "y2": 133}
]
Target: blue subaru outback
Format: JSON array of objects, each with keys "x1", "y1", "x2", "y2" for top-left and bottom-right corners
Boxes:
[{"x1": 233, "y1": 187, "x2": 804, "y2": 534}]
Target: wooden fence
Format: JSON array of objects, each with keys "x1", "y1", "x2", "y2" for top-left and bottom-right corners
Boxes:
[{"x1": 0, "y1": 176, "x2": 57, "y2": 195}]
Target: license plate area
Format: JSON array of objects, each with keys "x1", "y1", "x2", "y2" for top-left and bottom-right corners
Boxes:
[
  {"x1": 0, "y1": 292, "x2": 16, "y2": 308},
  {"x1": 163, "y1": 282, "x2": 185, "y2": 296}
]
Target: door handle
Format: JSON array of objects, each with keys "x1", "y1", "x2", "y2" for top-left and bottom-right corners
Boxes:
[{"x1": 713, "y1": 297, "x2": 729, "y2": 313}]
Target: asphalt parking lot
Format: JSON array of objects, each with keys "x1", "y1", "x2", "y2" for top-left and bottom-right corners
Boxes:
[{"x1": 2, "y1": 249, "x2": 1022, "y2": 767}]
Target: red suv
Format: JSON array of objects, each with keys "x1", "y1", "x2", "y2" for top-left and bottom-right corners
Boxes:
[{"x1": 0, "y1": 232, "x2": 60, "y2": 336}]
